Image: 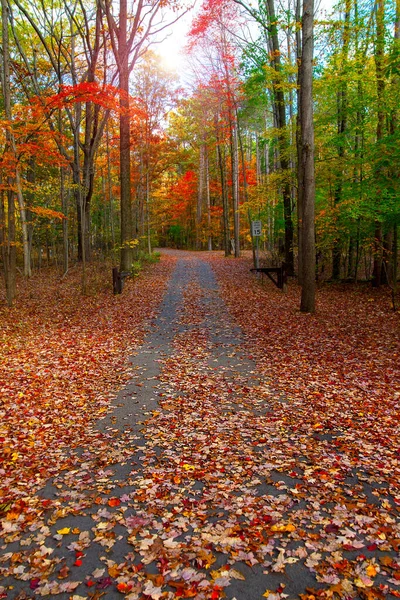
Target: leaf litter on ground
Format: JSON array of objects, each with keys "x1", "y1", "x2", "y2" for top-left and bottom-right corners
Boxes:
[{"x1": 0, "y1": 251, "x2": 399, "y2": 600}]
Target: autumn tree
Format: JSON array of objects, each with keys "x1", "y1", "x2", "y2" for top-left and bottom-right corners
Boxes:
[
  {"x1": 1, "y1": 0, "x2": 30, "y2": 285},
  {"x1": 233, "y1": 0, "x2": 295, "y2": 274},
  {"x1": 131, "y1": 52, "x2": 179, "y2": 253},
  {"x1": 188, "y1": 0, "x2": 244, "y2": 257},
  {"x1": 10, "y1": 0, "x2": 112, "y2": 284},
  {"x1": 298, "y1": 0, "x2": 315, "y2": 313},
  {"x1": 102, "y1": 0, "x2": 190, "y2": 272}
]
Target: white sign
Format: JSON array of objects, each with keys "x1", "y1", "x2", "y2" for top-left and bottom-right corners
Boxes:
[{"x1": 251, "y1": 220, "x2": 262, "y2": 237}]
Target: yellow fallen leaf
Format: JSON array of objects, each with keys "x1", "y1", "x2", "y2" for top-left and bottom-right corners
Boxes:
[
  {"x1": 57, "y1": 527, "x2": 71, "y2": 535},
  {"x1": 108, "y1": 564, "x2": 120, "y2": 578},
  {"x1": 5, "y1": 511, "x2": 20, "y2": 521},
  {"x1": 271, "y1": 523, "x2": 296, "y2": 533},
  {"x1": 182, "y1": 463, "x2": 195, "y2": 471},
  {"x1": 366, "y1": 565, "x2": 377, "y2": 577},
  {"x1": 271, "y1": 524, "x2": 286, "y2": 532},
  {"x1": 263, "y1": 590, "x2": 272, "y2": 598}
]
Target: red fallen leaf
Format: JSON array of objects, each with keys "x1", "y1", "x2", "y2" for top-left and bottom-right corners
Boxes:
[
  {"x1": 263, "y1": 515, "x2": 273, "y2": 523},
  {"x1": 75, "y1": 551, "x2": 85, "y2": 558},
  {"x1": 74, "y1": 559, "x2": 83, "y2": 566},
  {"x1": 30, "y1": 578, "x2": 41, "y2": 590},
  {"x1": 108, "y1": 497, "x2": 121, "y2": 507},
  {"x1": 117, "y1": 582, "x2": 133, "y2": 593},
  {"x1": 342, "y1": 544, "x2": 356, "y2": 551},
  {"x1": 325, "y1": 523, "x2": 339, "y2": 534},
  {"x1": 333, "y1": 560, "x2": 349, "y2": 571},
  {"x1": 368, "y1": 543, "x2": 378, "y2": 551},
  {"x1": 211, "y1": 586, "x2": 222, "y2": 599}
]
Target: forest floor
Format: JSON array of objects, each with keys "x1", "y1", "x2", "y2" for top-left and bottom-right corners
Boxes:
[{"x1": 0, "y1": 250, "x2": 399, "y2": 600}]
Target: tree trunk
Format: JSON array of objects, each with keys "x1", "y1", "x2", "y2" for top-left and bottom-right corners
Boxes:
[
  {"x1": 393, "y1": 223, "x2": 398, "y2": 310},
  {"x1": 118, "y1": 0, "x2": 133, "y2": 271},
  {"x1": 372, "y1": 0, "x2": 385, "y2": 287},
  {"x1": 106, "y1": 123, "x2": 116, "y2": 252},
  {"x1": 61, "y1": 166, "x2": 68, "y2": 274},
  {"x1": 0, "y1": 183, "x2": 16, "y2": 306},
  {"x1": 332, "y1": 0, "x2": 351, "y2": 280},
  {"x1": 206, "y1": 148, "x2": 212, "y2": 251},
  {"x1": 299, "y1": 0, "x2": 316, "y2": 313},
  {"x1": 216, "y1": 130, "x2": 230, "y2": 256},
  {"x1": 197, "y1": 143, "x2": 205, "y2": 250},
  {"x1": 266, "y1": 0, "x2": 294, "y2": 274},
  {"x1": 231, "y1": 121, "x2": 240, "y2": 258},
  {"x1": 2, "y1": 0, "x2": 30, "y2": 279},
  {"x1": 296, "y1": 0, "x2": 303, "y2": 282}
]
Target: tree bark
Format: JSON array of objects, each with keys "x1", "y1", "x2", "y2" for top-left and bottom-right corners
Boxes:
[
  {"x1": 2, "y1": 0, "x2": 31, "y2": 279},
  {"x1": 332, "y1": 0, "x2": 351, "y2": 280},
  {"x1": 372, "y1": 0, "x2": 385, "y2": 287},
  {"x1": 299, "y1": 0, "x2": 316, "y2": 313},
  {"x1": 296, "y1": 0, "x2": 303, "y2": 282},
  {"x1": 216, "y1": 117, "x2": 231, "y2": 256},
  {"x1": 266, "y1": 0, "x2": 294, "y2": 274},
  {"x1": 231, "y1": 121, "x2": 240, "y2": 257}
]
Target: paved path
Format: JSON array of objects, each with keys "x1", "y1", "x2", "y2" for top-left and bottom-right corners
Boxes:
[{"x1": 0, "y1": 255, "x2": 364, "y2": 599}]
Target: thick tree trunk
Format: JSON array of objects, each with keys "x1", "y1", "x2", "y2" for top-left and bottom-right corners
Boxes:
[
  {"x1": 296, "y1": 0, "x2": 303, "y2": 283},
  {"x1": 332, "y1": 0, "x2": 351, "y2": 281},
  {"x1": 2, "y1": 0, "x2": 30, "y2": 279},
  {"x1": 299, "y1": 0, "x2": 316, "y2": 313},
  {"x1": 393, "y1": 223, "x2": 398, "y2": 310},
  {"x1": 118, "y1": 0, "x2": 133, "y2": 272},
  {"x1": 106, "y1": 124, "x2": 116, "y2": 251},
  {"x1": 372, "y1": 0, "x2": 386, "y2": 287},
  {"x1": 266, "y1": 0, "x2": 294, "y2": 274}
]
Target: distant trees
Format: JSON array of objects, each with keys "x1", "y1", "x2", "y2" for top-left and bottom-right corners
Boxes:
[
  {"x1": 158, "y1": 0, "x2": 398, "y2": 310},
  {"x1": 0, "y1": 0, "x2": 399, "y2": 310},
  {"x1": 0, "y1": 0, "x2": 188, "y2": 304}
]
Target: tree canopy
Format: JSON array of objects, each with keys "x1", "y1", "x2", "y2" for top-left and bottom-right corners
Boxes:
[{"x1": 0, "y1": 0, "x2": 399, "y2": 310}]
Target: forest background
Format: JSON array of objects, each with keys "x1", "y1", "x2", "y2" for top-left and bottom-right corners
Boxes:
[{"x1": 0, "y1": 0, "x2": 399, "y2": 311}]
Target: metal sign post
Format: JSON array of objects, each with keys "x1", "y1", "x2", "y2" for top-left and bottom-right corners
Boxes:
[{"x1": 251, "y1": 221, "x2": 262, "y2": 269}]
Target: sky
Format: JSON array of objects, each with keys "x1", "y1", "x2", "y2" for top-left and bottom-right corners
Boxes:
[
  {"x1": 157, "y1": 8, "x2": 196, "y2": 73},
  {"x1": 157, "y1": 0, "x2": 337, "y2": 75}
]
